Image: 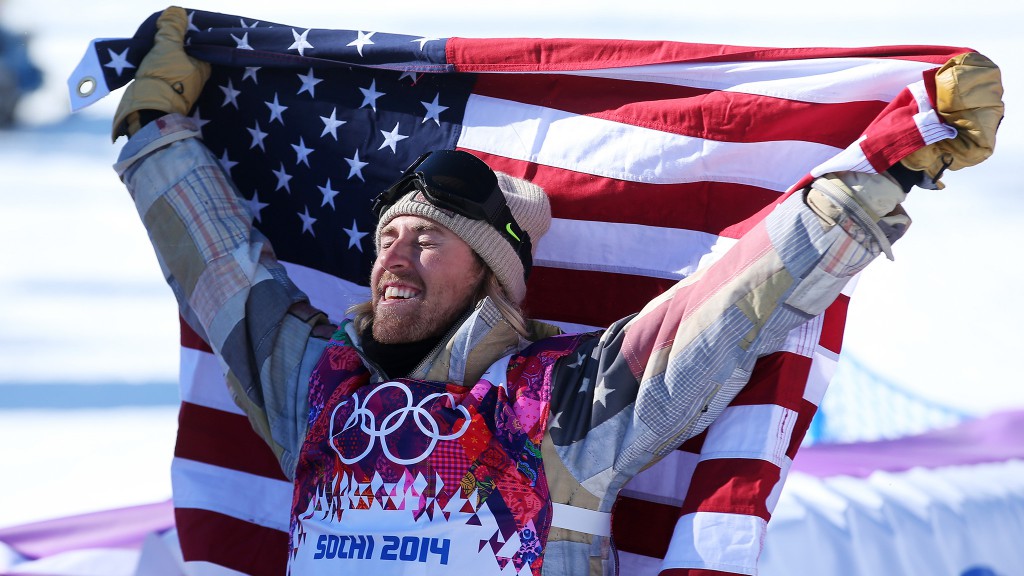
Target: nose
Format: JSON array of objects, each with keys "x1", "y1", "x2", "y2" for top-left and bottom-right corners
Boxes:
[{"x1": 376, "y1": 235, "x2": 413, "y2": 273}]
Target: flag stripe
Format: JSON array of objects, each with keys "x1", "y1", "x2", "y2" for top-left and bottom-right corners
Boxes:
[
  {"x1": 175, "y1": 508, "x2": 288, "y2": 576},
  {"x1": 523, "y1": 267, "x2": 677, "y2": 328},
  {"x1": 447, "y1": 38, "x2": 963, "y2": 70},
  {"x1": 456, "y1": 93, "x2": 841, "y2": 191},
  {"x1": 471, "y1": 73, "x2": 890, "y2": 147},
  {"x1": 658, "y1": 510, "x2": 767, "y2": 573},
  {"x1": 171, "y1": 458, "x2": 291, "y2": 531},
  {"x1": 175, "y1": 402, "x2": 288, "y2": 481}
]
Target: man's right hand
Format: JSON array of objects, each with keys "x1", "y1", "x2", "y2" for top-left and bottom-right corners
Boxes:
[{"x1": 111, "y1": 6, "x2": 211, "y2": 141}]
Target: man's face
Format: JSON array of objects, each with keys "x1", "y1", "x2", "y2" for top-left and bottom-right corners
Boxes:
[{"x1": 370, "y1": 215, "x2": 486, "y2": 344}]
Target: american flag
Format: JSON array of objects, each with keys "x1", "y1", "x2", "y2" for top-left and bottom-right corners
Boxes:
[{"x1": 84, "y1": 8, "x2": 969, "y2": 575}]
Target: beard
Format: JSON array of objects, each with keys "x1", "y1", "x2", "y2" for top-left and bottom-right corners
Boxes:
[{"x1": 370, "y1": 269, "x2": 485, "y2": 344}]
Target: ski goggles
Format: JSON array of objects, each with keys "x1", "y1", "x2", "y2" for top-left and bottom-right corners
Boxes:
[{"x1": 371, "y1": 150, "x2": 533, "y2": 279}]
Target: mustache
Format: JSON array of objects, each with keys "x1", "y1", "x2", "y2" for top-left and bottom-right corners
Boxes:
[{"x1": 375, "y1": 271, "x2": 423, "y2": 294}]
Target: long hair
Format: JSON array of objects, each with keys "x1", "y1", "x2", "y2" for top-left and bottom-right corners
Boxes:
[{"x1": 347, "y1": 269, "x2": 528, "y2": 339}]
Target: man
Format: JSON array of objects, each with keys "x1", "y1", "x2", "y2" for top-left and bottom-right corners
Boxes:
[{"x1": 112, "y1": 8, "x2": 1002, "y2": 576}]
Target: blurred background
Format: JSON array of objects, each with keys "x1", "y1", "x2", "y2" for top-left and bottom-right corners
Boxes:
[{"x1": 0, "y1": 0, "x2": 1020, "y2": 531}]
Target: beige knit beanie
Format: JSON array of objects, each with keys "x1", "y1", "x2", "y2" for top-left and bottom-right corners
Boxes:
[{"x1": 375, "y1": 171, "x2": 551, "y2": 304}]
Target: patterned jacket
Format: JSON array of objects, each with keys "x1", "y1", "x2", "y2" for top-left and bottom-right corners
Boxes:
[{"x1": 117, "y1": 113, "x2": 903, "y2": 575}]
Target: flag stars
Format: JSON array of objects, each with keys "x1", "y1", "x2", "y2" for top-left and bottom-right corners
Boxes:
[
  {"x1": 247, "y1": 120, "x2": 268, "y2": 151},
  {"x1": 291, "y1": 137, "x2": 314, "y2": 167},
  {"x1": 347, "y1": 31, "x2": 375, "y2": 57},
  {"x1": 343, "y1": 220, "x2": 369, "y2": 252},
  {"x1": 272, "y1": 163, "x2": 293, "y2": 193},
  {"x1": 359, "y1": 79, "x2": 385, "y2": 112},
  {"x1": 296, "y1": 68, "x2": 323, "y2": 97},
  {"x1": 104, "y1": 47, "x2": 135, "y2": 76},
  {"x1": 594, "y1": 384, "x2": 614, "y2": 408},
  {"x1": 320, "y1": 107, "x2": 346, "y2": 140},
  {"x1": 231, "y1": 31, "x2": 253, "y2": 50},
  {"x1": 186, "y1": 11, "x2": 199, "y2": 32},
  {"x1": 318, "y1": 179, "x2": 341, "y2": 209},
  {"x1": 189, "y1": 108, "x2": 210, "y2": 131},
  {"x1": 398, "y1": 71, "x2": 421, "y2": 85},
  {"x1": 218, "y1": 150, "x2": 238, "y2": 174},
  {"x1": 242, "y1": 67, "x2": 261, "y2": 84},
  {"x1": 245, "y1": 191, "x2": 269, "y2": 223},
  {"x1": 219, "y1": 78, "x2": 241, "y2": 109},
  {"x1": 289, "y1": 28, "x2": 314, "y2": 56},
  {"x1": 420, "y1": 94, "x2": 448, "y2": 126},
  {"x1": 411, "y1": 36, "x2": 439, "y2": 50},
  {"x1": 378, "y1": 123, "x2": 409, "y2": 153},
  {"x1": 298, "y1": 207, "x2": 317, "y2": 236},
  {"x1": 265, "y1": 93, "x2": 288, "y2": 125},
  {"x1": 345, "y1": 149, "x2": 369, "y2": 181},
  {"x1": 239, "y1": 18, "x2": 259, "y2": 28}
]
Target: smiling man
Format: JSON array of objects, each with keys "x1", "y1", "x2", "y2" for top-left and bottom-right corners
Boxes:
[{"x1": 111, "y1": 7, "x2": 1002, "y2": 576}]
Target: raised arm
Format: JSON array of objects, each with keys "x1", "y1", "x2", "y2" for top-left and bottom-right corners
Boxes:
[{"x1": 112, "y1": 7, "x2": 332, "y2": 477}]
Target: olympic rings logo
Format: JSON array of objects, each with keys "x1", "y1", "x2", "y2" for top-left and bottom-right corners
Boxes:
[{"x1": 328, "y1": 381, "x2": 471, "y2": 466}]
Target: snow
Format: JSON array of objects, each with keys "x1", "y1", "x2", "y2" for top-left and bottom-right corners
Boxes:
[{"x1": 0, "y1": 0, "x2": 1021, "y2": 529}]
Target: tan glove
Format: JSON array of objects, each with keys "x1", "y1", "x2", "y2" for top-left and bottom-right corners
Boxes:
[
  {"x1": 112, "y1": 6, "x2": 211, "y2": 141},
  {"x1": 900, "y1": 52, "x2": 1004, "y2": 187}
]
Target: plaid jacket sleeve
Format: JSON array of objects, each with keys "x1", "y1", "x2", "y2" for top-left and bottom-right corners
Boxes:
[{"x1": 115, "y1": 113, "x2": 332, "y2": 478}]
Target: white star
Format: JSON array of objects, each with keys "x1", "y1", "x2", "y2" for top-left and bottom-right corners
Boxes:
[
  {"x1": 378, "y1": 123, "x2": 409, "y2": 154},
  {"x1": 319, "y1": 108, "x2": 346, "y2": 140},
  {"x1": 296, "y1": 68, "x2": 323, "y2": 97},
  {"x1": 189, "y1": 108, "x2": 210, "y2": 131},
  {"x1": 265, "y1": 93, "x2": 288, "y2": 125},
  {"x1": 218, "y1": 149, "x2": 237, "y2": 174},
  {"x1": 411, "y1": 36, "x2": 439, "y2": 50},
  {"x1": 594, "y1": 384, "x2": 614, "y2": 408},
  {"x1": 347, "y1": 30, "x2": 375, "y2": 57},
  {"x1": 359, "y1": 79, "x2": 385, "y2": 112},
  {"x1": 548, "y1": 411, "x2": 562, "y2": 430},
  {"x1": 291, "y1": 137, "x2": 314, "y2": 167},
  {"x1": 420, "y1": 94, "x2": 448, "y2": 126},
  {"x1": 272, "y1": 163, "x2": 293, "y2": 193},
  {"x1": 186, "y1": 11, "x2": 199, "y2": 32},
  {"x1": 245, "y1": 191, "x2": 269, "y2": 223},
  {"x1": 318, "y1": 178, "x2": 341, "y2": 209},
  {"x1": 246, "y1": 120, "x2": 268, "y2": 151},
  {"x1": 289, "y1": 29, "x2": 314, "y2": 56},
  {"x1": 242, "y1": 67, "x2": 261, "y2": 84},
  {"x1": 298, "y1": 207, "x2": 317, "y2": 236},
  {"x1": 343, "y1": 220, "x2": 368, "y2": 251},
  {"x1": 345, "y1": 149, "x2": 369, "y2": 181},
  {"x1": 398, "y1": 71, "x2": 420, "y2": 84},
  {"x1": 231, "y1": 32, "x2": 253, "y2": 50},
  {"x1": 219, "y1": 78, "x2": 241, "y2": 109},
  {"x1": 104, "y1": 48, "x2": 135, "y2": 77},
  {"x1": 239, "y1": 18, "x2": 259, "y2": 28},
  {"x1": 577, "y1": 377, "x2": 592, "y2": 395},
  {"x1": 567, "y1": 352, "x2": 586, "y2": 369}
]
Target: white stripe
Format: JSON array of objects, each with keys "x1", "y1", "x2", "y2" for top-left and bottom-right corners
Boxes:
[
  {"x1": 909, "y1": 79, "x2": 958, "y2": 145},
  {"x1": 804, "y1": 345, "x2": 839, "y2": 406},
  {"x1": 701, "y1": 404, "x2": 797, "y2": 468},
  {"x1": 280, "y1": 261, "x2": 370, "y2": 323},
  {"x1": 458, "y1": 94, "x2": 840, "y2": 192},
  {"x1": 780, "y1": 313, "x2": 823, "y2": 359},
  {"x1": 764, "y1": 456, "x2": 793, "y2": 517},
  {"x1": 557, "y1": 57, "x2": 937, "y2": 103},
  {"x1": 616, "y1": 550, "x2": 666, "y2": 573},
  {"x1": 179, "y1": 347, "x2": 243, "y2": 414},
  {"x1": 171, "y1": 458, "x2": 291, "y2": 532},
  {"x1": 538, "y1": 218, "x2": 738, "y2": 279},
  {"x1": 659, "y1": 511, "x2": 765, "y2": 575},
  {"x1": 550, "y1": 503, "x2": 612, "y2": 537},
  {"x1": 620, "y1": 449, "x2": 701, "y2": 505}
]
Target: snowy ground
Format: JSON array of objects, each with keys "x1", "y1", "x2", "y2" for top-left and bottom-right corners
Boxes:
[{"x1": 1, "y1": 0, "x2": 1021, "y2": 529}]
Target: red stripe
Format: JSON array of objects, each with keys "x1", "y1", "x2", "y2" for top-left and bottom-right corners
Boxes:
[
  {"x1": 524, "y1": 266, "x2": 676, "y2": 328},
  {"x1": 471, "y1": 150, "x2": 780, "y2": 234},
  {"x1": 788, "y1": 398, "x2": 821, "y2": 459},
  {"x1": 728, "y1": 352, "x2": 813, "y2": 412},
  {"x1": 175, "y1": 507, "x2": 288, "y2": 576},
  {"x1": 612, "y1": 495, "x2": 679, "y2": 559},
  {"x1": 450, "y1": 38, "x2": 967, "y2": 70},
  {"x1": 860, "y1": 87, "x2": 928, "y2": 172},
  {"x1": 819, "y1": 296, "x2": 849, "y2": 354},
  {"x1": 679, "y1": 458, "x2": 781, "y2": 521},
  {"x1": 661, "y1": 570, "x2": 744, "y2": 576},
  {"x1": 472, "y1": 73, "x2": 887, "y2": 148},
  {"x1": 180, "y1": 315, "x2": 213, "y2": 353},
  {"x1": 175, "y1": 401, "x2": 289, "y2": 481}
]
